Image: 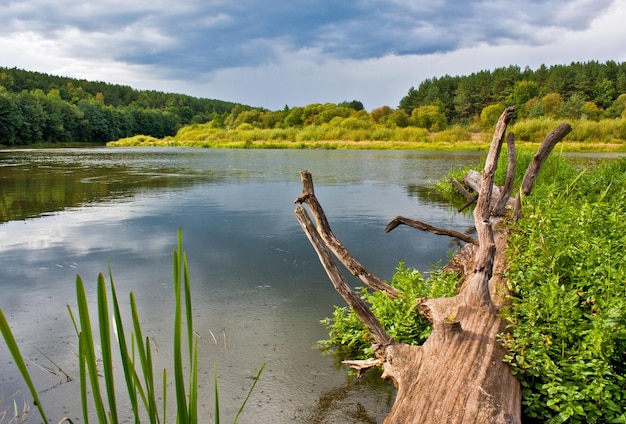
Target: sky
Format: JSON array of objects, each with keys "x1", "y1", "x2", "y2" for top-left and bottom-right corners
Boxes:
[{"x1": 1, "y1": 0, "x2": 626, "y2": 111}]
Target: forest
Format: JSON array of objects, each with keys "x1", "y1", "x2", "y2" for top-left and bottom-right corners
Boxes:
[
  {"x1": 1, "y1": 61, "x2": 626, "y2": 147},
  {"x1": 0, "y1": 67, "x2": 239, "y2": 145}
]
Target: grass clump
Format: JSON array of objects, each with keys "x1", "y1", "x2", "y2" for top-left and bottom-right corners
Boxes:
[{"x1": 0, "y1": 229, "x2": 263, "y2": 423}]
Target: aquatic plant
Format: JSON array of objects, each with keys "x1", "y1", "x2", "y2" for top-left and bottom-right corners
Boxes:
[{"x1": 0, "y1": 229, "x2": 263, "y2": 423}]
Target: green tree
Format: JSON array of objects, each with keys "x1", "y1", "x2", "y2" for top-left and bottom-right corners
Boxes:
[
  {"x1": 284, "y1": 106, "x2": 304, "y2": 127},
  {"x1": 507, "y1": 81, "x2": 540, "y2": 113},
  {"x1": 559, "y1": 92, "x2": 586, "y2": 119},
  {"x1": 480, "y1": 104, "x2": 506, "y2": 129},
  {"x1": 15, "y1": 91, "x2": 46, "y2": 143},
  {"x1": 605, "y1": 93, "x2": 626, "y2": 118},
  {"x1": 541, "y1": 93, "x2": 564, "y2": 118},
  {"x1": 411, "y1": 105, "x2": 447, "y2": 131},
  {"x1": 582, "y1": 101, "x2": 601, "y2": 121},
  {"x1": 379, "y1": 109, "x2": 410, "y2": 128},
  {"x1": 338, "y1": 100, "x2": 364, "y2": 111},
  {"x1": 527, "y1": 99, "x2": 545, "y2": 119},
  {"x1": 0, "y1": 92, "x2": 19, "y2": 144},
  {"x1": 592, "y1": 78, "x2": 616, "y2": 109},
  {"x1": 369, "y1": 106, "x2": 393, "y2": 123}
]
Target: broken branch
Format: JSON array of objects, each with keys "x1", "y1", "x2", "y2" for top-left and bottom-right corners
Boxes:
[{"x1": 384, "y1": 216, "x2": 478, "y2": 245}]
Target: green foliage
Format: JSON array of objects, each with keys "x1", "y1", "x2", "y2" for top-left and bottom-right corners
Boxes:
[
  {"x1": 500, "y1": 158, "x2": 626, "y2": 423},
  {"x1": 318, "y1": 263, "x2": 459, "y2": 359},
  {"x1": 399, "y1": 60, "x2": 626, "y2": 124},
  {"x1": 512, "y1": 118, "x2": 626, "y2": 144},
  {"x1": 480, "y1": 103, "x2": 507, "y2": 129},
  {"x1": 0, "y1": 67, "x2": 240, "y2": 145},
  {"x1": 410, "y1": 105, "x2": 447, "y2": 131},
  {"x1": 0, "y1": 229, "x2": 263, "y2": 423}
]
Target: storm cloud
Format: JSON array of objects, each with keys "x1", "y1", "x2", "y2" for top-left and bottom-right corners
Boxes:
[{"x1": 1, "y1": 0, "x2": 624, "y2": 109}]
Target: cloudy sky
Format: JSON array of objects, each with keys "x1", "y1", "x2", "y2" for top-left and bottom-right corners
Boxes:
[{"x1": 1, "y1": 0, "x2": 625, "y2": 110}]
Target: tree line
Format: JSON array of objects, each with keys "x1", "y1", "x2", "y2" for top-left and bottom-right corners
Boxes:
[
  {"x1": 172, "y1": 61, "x2": 626, "y2": 135},
  {"x1": 399, "y1": 60, "x2": 626, "y2": 125},
  {"x1": 0, "y1": 67, "x2": 239, "y2": 145},
  {"x1": 2, "y1": 61, "x2": 626, "y2": 146}
]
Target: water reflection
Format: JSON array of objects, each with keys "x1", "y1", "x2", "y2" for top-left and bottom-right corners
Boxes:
[
  {"x1": 0, "y1": 148, "x2": 484, "y2": 423},
  {"x1": 0, "y1": 149, "x2": 221, "y2": 223}
]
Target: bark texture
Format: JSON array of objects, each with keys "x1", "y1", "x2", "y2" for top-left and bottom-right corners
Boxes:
[{"x1": 294, "y1": 107, "x2": 572, "y2": 423}]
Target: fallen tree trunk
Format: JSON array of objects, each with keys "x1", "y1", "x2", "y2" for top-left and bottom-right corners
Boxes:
[{"x1": 294, "y1": 107, "x2": 571, "y2": 423}]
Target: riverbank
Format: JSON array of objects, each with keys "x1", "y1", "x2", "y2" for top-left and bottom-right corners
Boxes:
[{"x1": 107, "y1": 134, "x2": 626, "y2": 152}]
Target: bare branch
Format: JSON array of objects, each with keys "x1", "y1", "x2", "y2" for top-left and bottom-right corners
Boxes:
[
  {"x1": 464, "y1": 106, "x2": 515, "y2": 308},
  {"x1": 450, "y1": 178, "x2": 474, "y2": 201},
  {"x1": 463, "y1": 171, "x2": 513, "y2": 210},
  {"x1": 514, "y1": 122, "x2": 572, "y2": 216},
  {"x1": 342, "y1": 358, "x2": 384, "y2": 378},
  {"x1": 295, "y1": 205, "x2": 393, "y2": 348},
  {"x1": 295, "y1": 171, "x2": 400, "y2": 298},
  {"x1": 476, "y1": 106, "x2": 515, "y2": 221},
  {"x1": 385, "y1": 216, "x2": 478, "y2": 245},
  {"x1": 458, "y1": 194, "x2": 478, "y2": 213},
  {"x1": 492, "y1": 132, "x2": 517, "y2": 216}
]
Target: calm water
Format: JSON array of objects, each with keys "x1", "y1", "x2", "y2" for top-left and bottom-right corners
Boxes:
[{"x1": 0, "y1": 148, "x2": 482, "y2": 423}]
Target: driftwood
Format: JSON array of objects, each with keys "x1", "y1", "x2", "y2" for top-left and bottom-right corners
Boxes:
[{"x1": 294, "y1": 106, "x2": 572, "y2": 423}]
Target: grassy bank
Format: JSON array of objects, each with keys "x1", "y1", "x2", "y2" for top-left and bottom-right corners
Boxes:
[
  {"x1": 320, "y1": 153, "x2": 626, "y2": 423},
  {"x1": 107, "y1": 118, "x2": 626, "y2": 152}
]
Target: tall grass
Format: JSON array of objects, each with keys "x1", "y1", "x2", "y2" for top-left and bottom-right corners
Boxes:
[{"x1": 0, "y1": 229, "x2": 263, "y2": 423}]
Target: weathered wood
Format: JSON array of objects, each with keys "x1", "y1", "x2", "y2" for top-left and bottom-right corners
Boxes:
[
  {"x1": 341, "y1": 358, "x2": 384, "y2": 378},
  {"x1": 384, "y1": 216, "x2": 478, "y2": 245},
  {"x1": 295, "y1": 173, "x2": 400, "y2": 299},
  {"x1": 514, "y1": 123, "x2": 572, "y2": 216},
  {"x1": 450, "y1": 177, "x2": 475, "y2": 201},
  {"x1": 294, "y1": 106, "x2": 575, "y2": 423},
  {"x1": 458, "y1": 194, "x2": 478, "y2": 212},
  {"x1": 294, "y1": 204, "x2": 393, "y2": 349},
  {"x1": 493, "y1": 132, "x2": 517, "y2": 216}
]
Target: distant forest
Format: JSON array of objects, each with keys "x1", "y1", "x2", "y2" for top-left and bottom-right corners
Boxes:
[
  {"x1": 399, "y1": 61, "x2": 626, "y2": 124},
  {"x1": 1, "y1": 61, "x2": 626, "y2": 146},
  {"x1": 0, "y1": 67, "x2": 239, "y2": 145}
]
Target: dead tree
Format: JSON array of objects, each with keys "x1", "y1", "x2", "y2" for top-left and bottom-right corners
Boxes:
[{"x1": 294, "y1": 107, "x2": 572, "y2": 423}]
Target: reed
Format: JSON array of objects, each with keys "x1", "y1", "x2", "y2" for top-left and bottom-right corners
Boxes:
[{"x1": 0, "y1": 229, "x2": 263, "y2": 423}]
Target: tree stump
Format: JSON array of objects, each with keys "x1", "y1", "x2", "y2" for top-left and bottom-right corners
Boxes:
[{"x1": 294, "y1": 107, "x2": 572, "y2": 423}]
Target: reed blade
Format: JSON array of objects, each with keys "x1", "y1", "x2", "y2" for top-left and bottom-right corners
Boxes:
[
  {"x1": 109, "y1": 269, "x2": 141, "y2": 423},
  {"x1": 75, "y1": 275, "x2": 108, "y2": 423},
  {"x1": 97, "y1": 273, "x2": 118, "y2": 424},
  {"x1": 234, "y1": 363, "x2": 265, "y2": 424},
  {"x1": 0, "y1": 309, "x2": 49, "y2": 423}
]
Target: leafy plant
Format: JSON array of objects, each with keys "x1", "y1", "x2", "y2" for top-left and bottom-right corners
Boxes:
[
  {"x1": 318, "y1": 263, "x2": 459, "y2": 359},
  {"x1": 0, "y1": 229, "x2": 263, "y2": 423},
  {"x1": 500, "y1": 157, "x2": 626, "y2": 423}
]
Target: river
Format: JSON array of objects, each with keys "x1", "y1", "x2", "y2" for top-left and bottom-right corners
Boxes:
[{"x1": 0, "y1": 147, "x2": 484, "y2": 422}]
